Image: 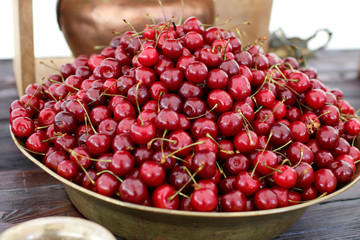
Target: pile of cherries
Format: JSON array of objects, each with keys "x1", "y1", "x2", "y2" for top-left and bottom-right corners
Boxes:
[{"x1": 10, "y1": 16, "x2": 360, "y2": 212}]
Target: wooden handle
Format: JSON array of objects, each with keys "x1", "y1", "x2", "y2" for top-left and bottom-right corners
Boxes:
[{"x1": 13, "y1": 0, "x2": 36, "y2": 97}]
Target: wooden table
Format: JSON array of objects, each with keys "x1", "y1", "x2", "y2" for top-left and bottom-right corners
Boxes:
[{"x1": 1, "y1": 50, "x2": 360, "y2": 239}]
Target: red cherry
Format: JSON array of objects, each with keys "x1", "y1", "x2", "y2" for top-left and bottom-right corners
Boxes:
[
  {"x1": 138, "y1": 46, "x2": 159, "y2": 67},
  {"x1": 233, "y1": 130, "x2": 259, "y2": 154},
  {"x1": 273, "y1": 165, "x2": 298, "y2": 189},
  {"x1": 217, "y1": 111, "x2": 243, "y2": 137},
  {"x1": 191, "y1": 188, "x2": 217, "y2": 212},
  {"x1": 95, "y1": 172, "x2": 120, "y2": 197},
  {"x1": 119, "y1": 178, "x2": 148, "y2": 204},
  {"x1": 140, "y1": 161, "x2": 166, "y2": 188},
  {"x1": 221, "y1": 190, "x2": 247, "y2": 212},
  {"x1": 26, "y1": 132, "x2": 50, "y2": 154},
  {"x1": 294, "y1": 162, "x2": 315, "y2": 188},
  {"x1": 57, "y1": 159, "x2": 79, "y2": 180},
  {"x1": 207, "y1": 89, "x2": 233, "y2": 114},
  {"x1": 152, "y1": 184, "x2": 179, "y2": 210},
  {"x1": 130, "y1": 121, "x2": 157, "y2": 145},
  {"x1": 185, "y1": 61, "x2": 208, "y2": 84},
  {"x1": 254, "y1": 189, "x2": 278, "y2": 210},
  {"x1": 11, "y1": 117, "x2": 35, "y2": 138},
  {"x1": 86, "y1": 133, "x2": 111, "y2": 156},
  {"x1": 314, "y1": 168, "x2": 337, "y2": 194}
]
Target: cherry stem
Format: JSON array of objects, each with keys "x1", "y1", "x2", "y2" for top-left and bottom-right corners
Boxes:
[
  {"x1": 178, "y1": 0, "x2": 184, "y2": 25},
  {"x1": 262, "y1": 98, "x2": 286, "y2": 123},
  {"x1": 156, "y1": 0, "x2": 167, "y2": 22},
  {"x1": 123, "y1": 19, "x2": 144, "y2": 50},
  {"x1": 70, "y1": 152, "x2": 95, "y2": 184},
  {"x1": 147, "y1": 137, "x2": 176, "y2": 149},
  {"x1": 68, "y1": 149, "x2": 112, "y2": 163},
  {"x1": 168, "y1": 165, "x2": 201, "y2": 201},
  {"x1": 216, "y1": 161, "x2": 227, "y2": 178},
  {"x1": 20, "y1": 146, "x2": 45, "y2": 156},
  {"x1": 187, "y1": 103, "x2": 218, "y2": 120},
  {"x1": 162, "y1": 141, "x2": 206, "y2": 162},
  {"x1": 35, "y1": 124, "x2": 54, "y2": 131},
  {"x1": 161, "y1": 129, "x2": 168, "y2": 158},
  {"x1": 39, "y1": 60, "x2": 61, "y2": 74},
  {"x1": 43, "y1": 90, "x2": 58, "y2": 102},
  {"x1": 251, "y1": 131, "x2": 273, "y2": 178},
  {"x1": 272, "y1": 140, "x2": 293, "y2": 152},
  {"x1": 292, "y1": 147, "x2": 304, "y2": 168},
  {"x1": 96, "y1": 170, "x2": 123, "y2": 183},
  {"x1": 76, "y1": 99, "x2": 97, "y2": 134},
  {"x1": 134, "y1": 82, "x2": 144, "y2": 125},
  {"x1": 205, "y1": 133, "x2": 220, "y2": 148},
  {"x1": 157, "y1": 91, "x2": 164, "y2": 113}
]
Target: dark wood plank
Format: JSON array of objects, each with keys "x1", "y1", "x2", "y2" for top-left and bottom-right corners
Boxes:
[{"x1": 0, "y1": 170, "x2": 82, "y2": 233}]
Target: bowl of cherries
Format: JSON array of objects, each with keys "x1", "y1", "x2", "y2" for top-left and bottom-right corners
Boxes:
[{"x1": 9, "y1": 16, "x2": 360, "y2": 240}]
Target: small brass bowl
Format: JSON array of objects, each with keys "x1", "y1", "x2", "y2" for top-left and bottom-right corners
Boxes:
[
  {"x1": 11, "y1": 129, "x2": 360, "y2": 240},
  {"x1": 0, "y1": 216, "x2": 116, "y2": 240}
]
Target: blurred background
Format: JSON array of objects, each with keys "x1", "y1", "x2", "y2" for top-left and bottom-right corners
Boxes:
[{"x1": 1, "y1": 0, "x2": 360, "y2": 60}]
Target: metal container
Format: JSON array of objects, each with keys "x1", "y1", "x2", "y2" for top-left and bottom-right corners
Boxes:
[
  {"x1": 10, "y1": 129, "x2": 360, "y2": 240},
  {"x1": 56, "y1": 0, "x2": 215, "y2": 57}
]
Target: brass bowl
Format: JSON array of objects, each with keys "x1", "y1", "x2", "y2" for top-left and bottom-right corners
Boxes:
[
  {"x1": 11, "y1": 129, "x2": 360, "y2": 240},
  {"x1": 0, "y1": 216, "x2": 117, "y2": 240},
  {"x1": 56, "y1": 0, "x2": 215, "y2": 57}
]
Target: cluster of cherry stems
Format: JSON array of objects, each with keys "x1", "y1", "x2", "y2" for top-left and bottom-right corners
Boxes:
[{"x1": 9, "y1": 16, "x2": 360, "y2": 212}]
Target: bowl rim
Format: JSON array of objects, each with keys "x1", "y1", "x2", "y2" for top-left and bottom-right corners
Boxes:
[
  {"x1": 11, "y1": 127, "x2": 360, "y2": 218},
  {"x1": 0, "y1": 216, "x2": 117, "y2": 240}
]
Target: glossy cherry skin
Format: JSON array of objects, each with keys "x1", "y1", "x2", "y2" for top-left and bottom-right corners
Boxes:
[
  {"x1": 228, "y1": 75, "x2": 251, "y2": 101},
  {"x1": 119, "y1": 178, "x2": 148, "y2": 204},
  {"x1": 109, "y1": 150, "x2": 135, "y2": 177},
  {"x1": 269, "y1": 122, "x2": 293, "y2": 148},
  {"x1": 217, "y1": 111, "x2": 243, "y2": 137},
  {"x1": 26, "y1": 132, "x2": 50, "y2": 154},
  {"x1": 294, "y1": 162, "x2": 315, "y2": 188},
  {"x1": 190, "y1": 188, "x2": 218, "y2": 212},
  {"x1": 207, "y1": 89, "x2": 233, "y2": 114},
  {"x1": 185, "y1": 61, "x2": 208, "y2": 84},
  {"x1": 233, "y1": 130, "x2": 259, "y2": 154},
  {"x1": 286, "y1": 71, "x2": 310, "y2": 93},
  {"x1": 190, "y1": 117, "x2": 218, "y2": 140},
  {"x1": 155, "y1": 109, "x2": 179, "y2": 131},
  {"x1": 206, "y1": 69, "x2": 229, "y2": 90},
  {"x1": 57, "y1": 160, "x2": 79, "y2": 180},
  {"x1": 316, "y1": 125, "x2": 340, "y2": 150},
  {"x1": 252, "y1": 150, "x2": 278, "y2": 176},
  {"x1": 328, "y1": 160, "x2": 354, "y2": 184},
  {"x1": 139, "y1": 161, "x2": 166, "y2": 188},
  {"x1": 235, "y1": 171, "x2": 260, "y2": 196},
  {"x1": 254, "y1": 189, "x2": 278, "y2": 210},
  {"x1": 224, "y1": 154, "x2": 249, "y2": 176},
  {"x1": 95, "y1": 172, "x2": 120, "y2": 197},
  {"x1": 287, "y1": 142, "x2": 314, "y2": 165},
  {"x1": 183, "y1": 98, "x2": 207, "y2": 118},
  {"x1": 86, "y1": 133, "x2": 111, "y2": 157},
  {"x1": 167, "y1": 130, "x2": 193, "y2": 157},
  {"x1": 11, "y1": 117, "x2": 35, "y2": 138},
  {"x1": 54, "y1": 111, "x2": 77, "y2": 134},
  {"x1": 314, "y1": 168, "x2": 337, "y2": 194},
  {"x1": 191, "y1": 150, "x2": 217, "y2": 179},
  {"x1": 272, "y1": 165, "x2": 298, "y2": 189},
  {"x1": 152, "y1": 184, "x2": 179, "y2": 210},
  {"x1": 130, "y1": 121, "x2": 157, "y2": 146},
  {"x1": 137, "y1": 46, "x2": 159, "y2": 67}
]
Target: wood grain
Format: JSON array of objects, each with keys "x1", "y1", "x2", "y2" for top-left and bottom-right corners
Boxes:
[{"x1": 13, "y1": 0, "x2": 36, "y2": 97}]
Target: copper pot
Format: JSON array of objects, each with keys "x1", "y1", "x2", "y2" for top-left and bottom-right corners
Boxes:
[{"x1": 57, "y1": 0, "x2": 215, "y2": 57}]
